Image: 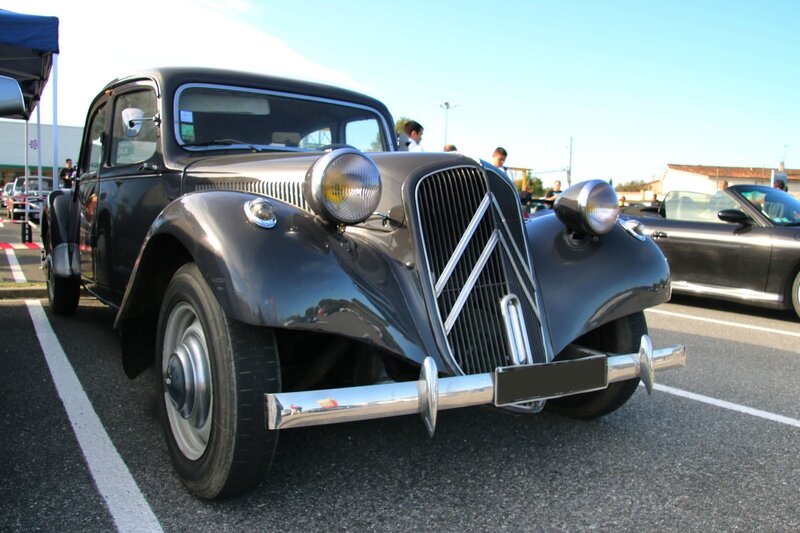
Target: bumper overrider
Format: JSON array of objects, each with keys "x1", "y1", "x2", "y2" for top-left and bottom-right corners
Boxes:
[{"x1": 266, "y1": 335, "x2": 685, "y2": 435}]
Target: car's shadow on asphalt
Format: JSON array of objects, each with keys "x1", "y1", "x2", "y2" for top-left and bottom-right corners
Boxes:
[{"x1": 667, "y1": 293, "x2": 798, "y2": 323}]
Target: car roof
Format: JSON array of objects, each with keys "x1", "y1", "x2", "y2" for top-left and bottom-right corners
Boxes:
[{"x1": 102, "y1": 67, "x2": 393, "y2": 120}]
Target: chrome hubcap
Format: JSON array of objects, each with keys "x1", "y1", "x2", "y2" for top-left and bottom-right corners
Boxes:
[{"x1": 162, "y1": 302, "x2": 212, "y2": 460}]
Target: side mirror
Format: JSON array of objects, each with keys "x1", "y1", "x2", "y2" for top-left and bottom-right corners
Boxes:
[
  {"x1": 0, "y1": 75, "x2": 25, "y2": 117},
  {"x1": 717, "y1": 209, "x2": 750, "y2": 225},
  {"x1": 121, "y1": 108, "x2": 145, "y2": 137}
]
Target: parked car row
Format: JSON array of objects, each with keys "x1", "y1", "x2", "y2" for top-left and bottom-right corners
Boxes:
[{"x1": 4, "y1": 176, "x2": 53, "y2": 222}]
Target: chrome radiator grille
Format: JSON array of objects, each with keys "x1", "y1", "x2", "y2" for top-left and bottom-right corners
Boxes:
[{"x1": 416, "y1": 166, "x2": 547, "y2": 375}]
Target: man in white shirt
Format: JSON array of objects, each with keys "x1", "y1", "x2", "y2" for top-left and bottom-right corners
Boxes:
[{"x1": 403, "y1": 120, "x2": 424, "y2": 152}]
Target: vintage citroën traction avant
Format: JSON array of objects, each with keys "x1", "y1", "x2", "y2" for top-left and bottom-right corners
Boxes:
[{"x1": 2, "y1": 68, "x2": 688, "y2": 498}]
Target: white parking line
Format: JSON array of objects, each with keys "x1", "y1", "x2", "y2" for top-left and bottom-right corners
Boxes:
[
  {"x1": 26, "y1": 300, "x2": 163, "y2": 533},
  {"x1": 5, "y1": 249, "x2": 26, "y2": 282},
  {"x1": 647, "y1": 308, "x2": 800, "y2": 338},
  {"x1": 653, "y1": 383, "x2": 800, "y2": 429}
]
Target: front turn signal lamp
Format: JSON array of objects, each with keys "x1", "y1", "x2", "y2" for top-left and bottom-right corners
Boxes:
[
  {"x1": 554, "y1": 179, "x2": 619, "y2": 236},
  {"x1": 245, "y1": 197, "x2": 277, "y2": 229},
  {"x1": 304, "y1": 148, "x2": 382, "y2": 226}
]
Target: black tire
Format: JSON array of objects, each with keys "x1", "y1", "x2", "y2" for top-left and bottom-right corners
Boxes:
[
  {"x1": 791, "y1": 271, "x2": 800, "y2": 320},
  {"x1": 546, "y1": 312, "x2": 647, "y2": 419},
  {"x1": 156, "y1": 263, "x2": 281, "y2": 499},
  {"x1": 46, "y1": 263, "x2": 80, "y2": 315}
]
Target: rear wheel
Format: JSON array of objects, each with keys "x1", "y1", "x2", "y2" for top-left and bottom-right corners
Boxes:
[
  {"x1": 546, "y1": 312, "x2": 646, "y2": 419},
  {"x1": 156, "y1": 263, "x2": 281, "y2": 499}
]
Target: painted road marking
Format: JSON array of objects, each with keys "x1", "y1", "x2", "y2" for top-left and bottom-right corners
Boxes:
[
  {"x1": 651, "y1": 383, "x2": 800, "y2": 429},
  {"x1": 647, "y1": 308, "x2": 800, "y2": 339},
  {"x1": 26, "y1": 300, "x2": 163, "y2": 533},
  {"x1": 5, "y1": 249, "x2": 26, "y2": 282}
]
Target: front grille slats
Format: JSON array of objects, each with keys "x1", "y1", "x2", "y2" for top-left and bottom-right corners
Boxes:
[
  {"x1": 195, "y1": 178, "x2": 309, "y2": 212},
  {"x1": 416, "y1": 166, "x2": 546, "y2": 375}
]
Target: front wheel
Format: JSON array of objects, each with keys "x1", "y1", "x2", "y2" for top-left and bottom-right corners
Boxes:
[
  {"x1": 156, "y1": 263, "x2": 281, "y2": 499},
  {"x1": 546, "y1": 312, "x2": 647, "y2": 419},
  {"x1": 46, "y1": 262, "x2": 80, "y2": 315},
  {"x1": 791, "y1": 271, "x2": 800, "y2": 320}
]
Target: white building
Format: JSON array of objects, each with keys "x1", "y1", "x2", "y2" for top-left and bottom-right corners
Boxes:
[
  {"x1": 661, "y1": 163, "x2": 797, "y2": 195},
  {"x1": 0, "y1": 119, "x2": 83, "y2": 185}
]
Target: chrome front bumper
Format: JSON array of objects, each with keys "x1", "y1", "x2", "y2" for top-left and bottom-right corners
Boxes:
[{"x1": 266, "y1": 335, "x2": 686, "y2": 435}]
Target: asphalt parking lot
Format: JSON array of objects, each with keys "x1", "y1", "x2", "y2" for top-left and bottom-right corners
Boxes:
[{"x1": 1, "y1": 220, "x2": 799, "y2": 532}]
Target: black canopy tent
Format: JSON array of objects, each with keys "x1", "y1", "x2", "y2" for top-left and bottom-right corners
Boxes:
[{"x1": 0, "y1": 9, "x2": 59, "y2": 237}]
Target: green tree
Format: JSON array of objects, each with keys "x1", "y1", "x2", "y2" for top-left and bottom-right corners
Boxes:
[
  {"x1": 617, "y1": 179, "x2": 647, "y2": 192},
  {"x1": 395, "y1": 116, "x2": 411, "y2": 135}
]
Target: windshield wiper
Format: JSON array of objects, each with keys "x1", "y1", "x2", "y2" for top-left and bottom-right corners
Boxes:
[{"x1": 183, "y1": 139, "x2": 263, "y2": 152}]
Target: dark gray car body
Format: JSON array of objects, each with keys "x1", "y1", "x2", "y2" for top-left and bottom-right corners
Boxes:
[{"x1": 43, "y1": 67, "x2": 671, "y2": 393}]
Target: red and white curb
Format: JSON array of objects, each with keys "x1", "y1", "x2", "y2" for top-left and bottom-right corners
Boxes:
[{"x1": 0, "y1": 242, "x2": 42, "y2": 250}]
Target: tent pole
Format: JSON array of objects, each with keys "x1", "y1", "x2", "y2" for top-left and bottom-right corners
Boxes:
[
  {"x1": 53, "y1": 54, "x2": 58, "y2": 187},
  {"x1": 24, "y1": 121, "x2": 29, "y2": 178},
  {"x1": 37, "y1": 104, "x2": 42, "y2": 190}
]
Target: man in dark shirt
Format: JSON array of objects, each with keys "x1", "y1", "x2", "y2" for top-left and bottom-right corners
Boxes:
[
  {"x1": 544, "y1": 180, "x2": 562, "y2": 207},
  {"x1": 59, "y1": 158, "x2": 75, "y2": 188}
]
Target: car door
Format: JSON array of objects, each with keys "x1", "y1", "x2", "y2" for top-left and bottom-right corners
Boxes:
[
  {"x1": 77, "y1": 99, "x2": 108, "y2": 285},
  {"x1": 648, "y1": 191, "x2": 772, "y2": 292},
  {"x1": 92, "y1": 82, "x2": 169, "y2": 300}
]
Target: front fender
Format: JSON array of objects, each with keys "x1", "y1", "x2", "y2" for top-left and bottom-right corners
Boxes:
[
  {"x1": 527, "y1": 213, "x2": 670, "y2": 355},
  {"x1": 115, "y1": 191, "x2": 429, "y2": 365},
  {"x1": 44, "y1": 189, "x2": 79, "y2": 277}
]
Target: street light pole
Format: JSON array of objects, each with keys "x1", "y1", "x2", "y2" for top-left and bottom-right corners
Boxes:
[
  {"x1": 567, "y1": 136, "x2": 573, "y2": 186},
  {"x1": 440, "y1": 101, "x2": 459, "y2": 145}
]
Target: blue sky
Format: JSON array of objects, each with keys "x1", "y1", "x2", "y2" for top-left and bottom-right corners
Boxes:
[{"x1": 6, "y1": 0, "x2": 799, "y2": 185}]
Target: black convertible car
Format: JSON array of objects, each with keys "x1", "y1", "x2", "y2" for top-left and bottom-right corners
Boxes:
[{"x1": 623, "y1": 185, "x2": 800, "y2": 318}]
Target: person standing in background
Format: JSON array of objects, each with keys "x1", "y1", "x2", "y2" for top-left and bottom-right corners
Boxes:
[
  {"x1": 491, "y1": 147, "x2": 508, "y2": 172},
  {"x1": 59, "y1": 158, "x2": 76, "y2": 188},
  {"x1": 544, "y1": 180, "x2": 562, "y2": 207},
  {"x1": 403, "y1": 121, "x2": 424, "y2": 152}
]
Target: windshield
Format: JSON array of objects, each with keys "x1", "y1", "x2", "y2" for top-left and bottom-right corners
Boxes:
[
  {"x1": 738, "y1": 185, "x2": 800, "y2": 225},
  {"x1": 174, "y1": 84, "x2": 390, "y2": 153}
]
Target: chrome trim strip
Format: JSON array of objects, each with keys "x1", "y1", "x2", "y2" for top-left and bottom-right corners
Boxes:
[
  {"x1": 442, "y1": 230, "x2": 499, "y2": 334},
  {"x1": 266, "y1": 336, "x2": 686, "y2": 432},
  {"x1": 434, "y1": 193, "x2": 491, "y2": 297},
  {"x1": 495, "y1": 233, "x2": 541, "y2": 324},
  {"x1": 501, "y1": 294, "x2": 532, "y2": 365},
  {"x1": 671, "y1": 281, "x2": 782, "y2": 304}
]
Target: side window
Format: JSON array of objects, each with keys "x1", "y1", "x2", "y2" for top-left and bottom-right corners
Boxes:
[
  {"x1": 663, "y1": 192, "x2": 734, "y2": 223},
  {"x1": 112, "y1": 89, "x2": 158, "y2": 166},
  {"x1": 346, "y1": 119, "x2": 383, "y2": 152},
  {"x1": 84, "y1": 104, "x2": 108, "y2": 173}
]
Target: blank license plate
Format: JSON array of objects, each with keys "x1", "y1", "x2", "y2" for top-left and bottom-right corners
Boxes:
[{"x1": 493, "y1": 355, "x2": 608, "y2": 406}]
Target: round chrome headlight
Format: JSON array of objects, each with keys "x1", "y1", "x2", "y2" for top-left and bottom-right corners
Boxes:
[
  {"x1": 304, "y1": 148, "x2": 381, "y2": 225},
  {"x1": 554, "y1": 179, "x2": 619, "y2": 236}
]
